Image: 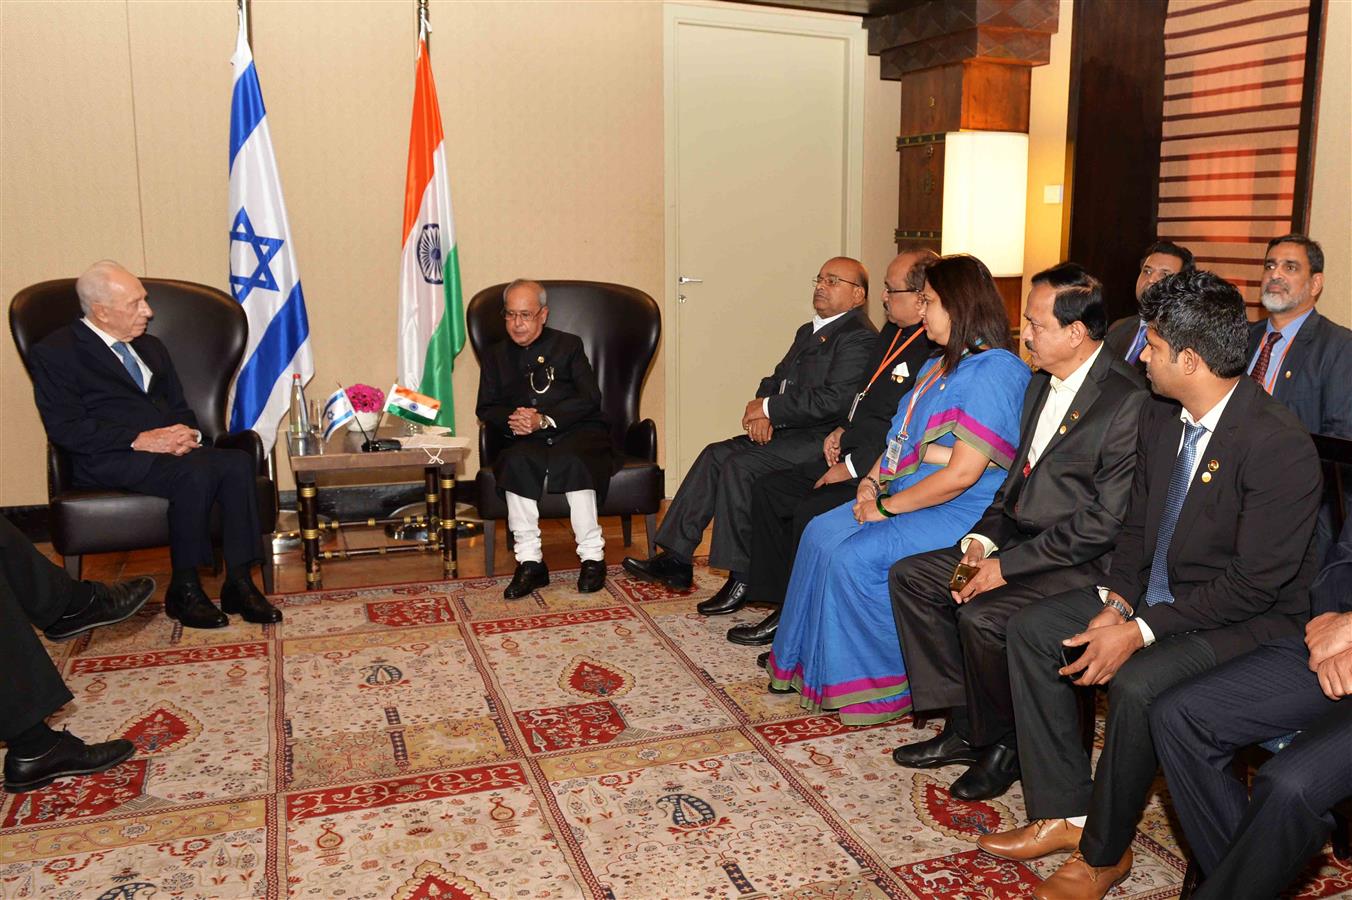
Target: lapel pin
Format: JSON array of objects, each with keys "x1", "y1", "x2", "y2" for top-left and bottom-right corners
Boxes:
[
  {"x1": 1201, "y1": 471, "x2": 1212, "y2": 483},
  {"x1": 1058, "y1": 424, "x2": 1067, "y2": 434},
  {"x1": 1207, "y1": 459, "x2": 1219, "y2": 472},
  {"x1": 1284, "y1": 371, "x2": 1292, "y2": 379},
  {"x1": 537, "y1": 355, "x2": 545, "y2": 363},
  {"x1": 819, "y1": 335, "x2": 827, "y2": 343},
  {"x1": 1070, "y1": 410, "x2": 1080, "y2": 420}
]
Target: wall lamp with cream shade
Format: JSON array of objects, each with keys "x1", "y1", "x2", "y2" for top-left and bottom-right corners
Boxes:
[{"x1": 940, "y1": 131, "x2": 1029, "y2": 279}]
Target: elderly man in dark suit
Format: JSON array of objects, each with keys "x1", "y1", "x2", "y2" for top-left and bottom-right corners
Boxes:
[
  {"x1": 624, "y1": 257, "x2": 877, "y2": 600},
  {"x1": 978, "y1": 271, "x2": 1322, "y2": 900},
  {"x1": 26, "y1": 261, "x2": 276, "y2": 629},
  {"x1": 889, "y1": 263, "x2": 1147, "y2": 802},
  {"x1": 707, "y1": 248, "x2": 935, "y2": 646},
  {"x1": 1151, "y1": 521, "x2": 1352, "y2": 900},
  {"x1": 1102, "y1": 240, "x2": 1194, "y2": 373},
  {"x1": 1245, "y1": 233, "x2": 1352, "y2": 558},
  {"x1": 475, "y1": 279, "x2": 616, "y2": 598},
  {"x1": 1, "y1": 513, "x2": 153, "y2": 793}
]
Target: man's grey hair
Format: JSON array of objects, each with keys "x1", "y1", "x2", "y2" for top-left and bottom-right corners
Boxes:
[
  {"x1": 75, "y1": 260, "x2": 133, "y2": 315},
  {"x1": 502, "y1": 279, "x2": 547, "y2": 307}
]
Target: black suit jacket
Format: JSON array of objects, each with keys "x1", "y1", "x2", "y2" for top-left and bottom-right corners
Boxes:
[
  {"x1": 1103, "y1": 315, "x2": 1146, "y2": 374},
  {"x1": 970, "y1": 346, "x2": 1148, "y2": 581},
  {"x1": 756, "y1": 309, "x2": 877, "y2": 434},
  {"x1": 476, "y1": 327, "x2": 607, "y2": 439},
  {"x1": 837, "y1": 322, "x2": 933, "y2": 471},
  {"x1": 28, "y1": 321, "x2": 198, "y2": 489},
  {"x1": 1247, "y1": 309, "x2": 1352, "y2": 438},
  {"x1": 1105, "y1": 379, "x2": 1323, "y2": 662}
]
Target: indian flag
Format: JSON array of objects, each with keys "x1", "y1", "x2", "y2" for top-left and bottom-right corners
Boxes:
[
  {"x1": 385, "y1": 383, "x2": 442, "y2": 426},
  {"x1": 397, "y1": 31, "x2": 463, "y2": 432}
]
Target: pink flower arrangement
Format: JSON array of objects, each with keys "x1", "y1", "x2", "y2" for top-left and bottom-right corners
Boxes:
[{"x1": 346, "y1": 383, "x2": 385, "y2": 413}]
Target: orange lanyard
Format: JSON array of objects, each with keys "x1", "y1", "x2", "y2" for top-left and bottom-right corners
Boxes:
[
  {"x1": 896, "y1": 362, "x2": 946, "y2": 441},
  {"x1": 863, "y1": 326, "x2": 926, "y2": 395}
]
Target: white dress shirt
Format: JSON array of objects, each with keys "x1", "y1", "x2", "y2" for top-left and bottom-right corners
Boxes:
[
  {"x1": 961, "y1": 345, "x2": 1102, "y2": 558},
  {"x1": 1121, "y1": 379, "x2": 1239, "y2": 645}
]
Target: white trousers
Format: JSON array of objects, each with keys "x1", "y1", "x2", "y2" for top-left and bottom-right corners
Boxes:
[{"x1": 505, "y1": 489, "x2": 604, "y2": 563}]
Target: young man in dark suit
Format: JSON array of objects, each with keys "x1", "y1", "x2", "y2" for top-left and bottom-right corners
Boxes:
[
  {"x1": 979, "y1": 270, "x2": 1323, "y2": 900},
  {"x1": 1102, "y1": 240, "x2": 1194, "y2": 373},
  {"x1": 1, "y1": 513, "x2": 154, "y2": 792},
  {"x1": 475, "y1": 279, "x2": 616, "y2": 598},
  {"x1": 889, "y1": 263, "x2": 1147, "y2": 801},
  {"x1": 708, "y1": 249, "x2": 935, "y2": 645},
  {"x1": 26, "y1": 261, "x2": 276, "y2": 629},
  {"x1": 623, "y1": 257, "x2": 877, "y2": 597},
  {"x1": 1151, "y1": 522, "x2": 1352, "y2": 899}
]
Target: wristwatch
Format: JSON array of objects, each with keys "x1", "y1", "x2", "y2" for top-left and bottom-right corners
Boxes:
[{"x1": 1104, "y1": 596, "x2": 1133, "y2": 620}]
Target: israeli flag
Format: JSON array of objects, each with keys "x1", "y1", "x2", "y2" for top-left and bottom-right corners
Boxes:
[
  {"x1": 322, "y1": 387, "x2": 355, "y2": 442},
  {"x1": 226, "y1": 7, "x2": 313, "y2": 454}
]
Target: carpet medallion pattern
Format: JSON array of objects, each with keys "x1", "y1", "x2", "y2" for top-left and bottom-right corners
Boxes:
[{"x1": 2, "y1": 566, "x2": 1349, "y2": 898}]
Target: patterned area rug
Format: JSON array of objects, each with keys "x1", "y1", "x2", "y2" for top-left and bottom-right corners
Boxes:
[{"x1": 3, "y1": 565, "x2": 1349, "y2": 898}]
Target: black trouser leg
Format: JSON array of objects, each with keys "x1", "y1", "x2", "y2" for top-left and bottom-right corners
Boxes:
[
  {"x1": 890, "y1": 547, "x2": 967, "y2": 716},
  {"x1": 748, "y1": 460, "x2": 832, "y2": 606},
  {"x1": 707, "y1": 436, "x2": 822, "y2": 574},
  {"x1": 134, "y1": 448, "x2": 261, "y2": 571},
  {"x1": 655, "y1": 437, "x2": 750, "y2": 561}
]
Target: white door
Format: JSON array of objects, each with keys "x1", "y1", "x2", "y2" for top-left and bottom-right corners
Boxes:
[{"x1": 664, "y1": 3, "x2": 866, "y2": 491}]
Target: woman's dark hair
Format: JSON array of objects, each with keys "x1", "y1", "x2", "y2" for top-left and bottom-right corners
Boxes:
[
  {"x1": 919, "y1": 254, "x2": 1013, "y2": 372},
  {"x1": 1138, "y1": 270, "x2": 1249, "y2": 377}
]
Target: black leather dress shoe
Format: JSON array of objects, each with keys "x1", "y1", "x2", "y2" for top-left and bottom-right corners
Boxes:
[
  {"x1": 621, "y1": 551, "x2": 693, "y2": 590},
  {"x1": 3, "y1": 731, "x2": 136, "y2": 793},
  {"x1": 950, "y1": 742, "x2": 1020, "y2": 801},
  {"x1": 756, "y1": 651, "x2": 770, "y2": 669},
  {"x1": 221, "y1": 578, "x2": 283, "y2": 624},
  {"x1": 727, "y1": 609, "x2": 780, "y2": 645},
  {"x1": 697, "y1": 577, "x2": 749, "y2": 615},
  {"x1": 504, "y1": 561, "x2": 550, "y2": 599},
  {"x1": 577, "y1": 560, "x2": 607, "y2": 594},
  {"x1": 891, "y1": 726, "x2": 980, "y2": 769},
  {"x1": 43, "y1": 577, "x2": 155, "y2": 642},
  {"x1": 768, "y1": 682, "x2": 796, "y2": 694},
  {"x1": 164, "y1": 582, "x2": 229, "y2": 629}
]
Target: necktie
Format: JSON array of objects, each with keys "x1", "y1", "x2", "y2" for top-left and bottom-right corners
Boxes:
[
  {"x1": 1249, "y1": 331, "x2": 1281, "y2": 390},
  {"x1": 1125, "y1": 322, "x2": 1148, "y2": 365},
  {"x1": 1143, "y1": 421, "x2": 1207, "y2": 606},
  {"x1": 113, "y1": 341, "x2": 145, "y2": 391}
]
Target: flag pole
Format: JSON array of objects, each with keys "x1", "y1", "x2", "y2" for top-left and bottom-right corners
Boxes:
[
  {"x1": 418, "y1": 0, "x2": 430, "y2": 51},
  {"x1": 237, "y1": 0, "x2": 252, "y2": 48}
]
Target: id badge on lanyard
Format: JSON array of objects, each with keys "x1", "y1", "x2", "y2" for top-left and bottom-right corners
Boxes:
[
  {"x1": 847, "y1": 391, "x2": 864, "y2": 423},
  {"x1": 883, "y1": 432, "x2": 904, "y2": 473}
]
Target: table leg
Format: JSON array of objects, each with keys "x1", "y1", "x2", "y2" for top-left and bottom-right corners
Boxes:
[
  {"x1": 298, "y1": 475, "x2": 322, "y2": 590},
  {"x1": 439, "y1": 463, "x2": 457, "y2": 580},
  {"x1": 424, "y1": 466, "x2": 439, "y2": 548}
]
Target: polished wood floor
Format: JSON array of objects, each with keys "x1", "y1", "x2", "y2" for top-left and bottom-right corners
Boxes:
[{"x1": 35, "y1": 502, "x2": 703, "y2": 599}]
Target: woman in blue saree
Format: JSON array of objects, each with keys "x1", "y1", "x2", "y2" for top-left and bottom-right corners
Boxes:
[{"x1": 767, "y1": 254, "x2": 1030, "y2": 725}]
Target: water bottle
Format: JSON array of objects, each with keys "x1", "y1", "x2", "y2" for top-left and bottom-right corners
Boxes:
[{"x1": 288, "y1": 373, "x2": 309, "y2": 435}]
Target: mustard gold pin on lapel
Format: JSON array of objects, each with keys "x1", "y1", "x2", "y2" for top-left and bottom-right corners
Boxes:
[
  {"x1": 1285, "y1": 371, "x2": 1292, "y2": 379},
  {"x1": 1070, "y1": 410, "x2": 1080, "y2": 420},
  {"x1": 820, "y1": 335, "x2": 827, "y2": 343},
  {"x1": 1201, "y1": 472, "x2": 1212, "y2": 483},
  {"x1": 1058, "y1": 425, "x2": 1067, "y2": 434},
  {"x1": 1208, "y1": 459, "x2": 1219, "y2": 472},
  {"x1": 537, "y1": 356, "x2": 545, "y2": 363}
]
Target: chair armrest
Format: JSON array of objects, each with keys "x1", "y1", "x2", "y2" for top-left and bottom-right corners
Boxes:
[
  {"x1": 214, "y1": 429, "x2": 267, "y2": 473},
  {"x1": 47, "y1": 443, "x2": 74, "y2": 498},
  {"x1": 625, "y1": 419, "x2": 657, "y2": 461}
]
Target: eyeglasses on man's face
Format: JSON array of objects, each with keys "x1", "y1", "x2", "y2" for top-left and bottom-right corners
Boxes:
[
  {"x1": 883, "y1": 287, "x2": 917, "y2": 298},
  {"x1": 812, "y1": 274, "x2": 861, "y2": 289},
  {"x1": 503, "y1": 309, "x2": 543, "y2": 323}
]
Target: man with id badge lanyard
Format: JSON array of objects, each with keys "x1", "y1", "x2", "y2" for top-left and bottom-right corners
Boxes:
[{"x1": 713, "y1": 249, "x2": 935, "y2": 647}]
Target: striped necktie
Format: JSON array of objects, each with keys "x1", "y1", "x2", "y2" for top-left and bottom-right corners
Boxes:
[
  {"x1": 112, "y1": 341, "x2": 145, "y2": 392},
  {"x1": 1143, "y1": 421, "x2": 1207, "y2": 607},
  {"x1": 1249, "y1": 331, "x2": 1281, "y2": 390}
]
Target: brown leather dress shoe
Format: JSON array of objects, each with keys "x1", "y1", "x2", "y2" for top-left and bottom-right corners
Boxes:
[
  {"x1": 1032, "y1": 849, "x2": 1132, "y2": 900},
  {"x1": 977, "y1": 818, "x2": 1084, "y2": 861}
]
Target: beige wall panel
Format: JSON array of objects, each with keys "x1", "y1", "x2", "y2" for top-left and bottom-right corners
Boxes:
[
  {"x1": 1, "y1": 1, "x2": 144, "y2": 507},
  {"x1": 862, "y1": 53, "x2": 901, "y2": 327},
  {"x1": 1309, "y1": 0, "x2": 1351, "y2": 329},
  {"x1": 1021, "y1": 0, "x2": 1074, "y2": 304}
]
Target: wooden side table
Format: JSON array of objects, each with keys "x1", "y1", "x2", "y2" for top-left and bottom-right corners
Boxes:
[{"x1": 287, "y1": 433, "x2": 471, "y2": 590}]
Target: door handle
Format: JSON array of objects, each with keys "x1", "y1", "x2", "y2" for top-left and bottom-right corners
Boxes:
[{"x1": 678, "y1": 276, "x2": 703, "y2": 285}]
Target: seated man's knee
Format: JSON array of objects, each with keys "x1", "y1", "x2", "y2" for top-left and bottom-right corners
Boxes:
[
  {"x1": 1251, "y1": 755, "x2": 1317, "y2": 809},
  {"x1": 957, "y1": 602, "x2": 1009, "y2": 648},
  {"x1": 1106, "y1": 661, "x2": 1156, "y2": 712}
]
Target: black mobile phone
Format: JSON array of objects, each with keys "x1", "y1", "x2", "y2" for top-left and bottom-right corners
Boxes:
[{"x1": 1060, "y1": 643, "x2": 1086, "y2": 670}]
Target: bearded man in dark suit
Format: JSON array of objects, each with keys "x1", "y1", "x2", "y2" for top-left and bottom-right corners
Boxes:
[
  {"x1": 979, "y1": 270, "x2": 1322, "y2": 900},
  {"x1": 27, "y1": 261, "x2": 276, "y2": 629}
]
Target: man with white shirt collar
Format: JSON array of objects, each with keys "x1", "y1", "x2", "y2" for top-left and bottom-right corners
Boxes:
[
  {"x1": 889, "y1": 262, "x2": 1146, "y2": 802},
  {"x1": 979, "y1": 270, "x2": 1322, "y2": 900},
  {"x1": 624, "y1": 256, "x2": 877, "y2": 598},
  {"x1": 27, "y1": 260, "x2": 277, "y2": 630}
]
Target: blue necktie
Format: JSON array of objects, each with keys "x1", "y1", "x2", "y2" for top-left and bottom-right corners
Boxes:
[
  {"x1": 1125, "y1": 322, "x2": 1148, "y2": 365},
  {"x1": 113, "y1": 341, "x2": 145, "y2": 391},
  {"x1": 1144, "y1": 421, "x2": 1207, "y2": 606}
]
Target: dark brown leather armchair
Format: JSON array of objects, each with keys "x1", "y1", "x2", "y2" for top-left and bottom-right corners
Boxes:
[
  {"x1": 9, "y1": 278, "x2": 278, "y2": 590},
  {"x1": 466, "y1": 280, "x2": 663, "y2": 575}
]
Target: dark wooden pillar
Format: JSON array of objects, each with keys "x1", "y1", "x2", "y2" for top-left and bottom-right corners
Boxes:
[
  {"x1": 868, "y1": 0, "x2": 1059, "y2": 330},
  {"x1": 1062, "y1": 0, "x2": 1168, "y2": 323}
]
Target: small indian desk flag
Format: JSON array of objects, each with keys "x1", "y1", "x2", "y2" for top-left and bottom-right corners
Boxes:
[{"x1": 385, "y1": 384, "x2": 441, "y2": 426}]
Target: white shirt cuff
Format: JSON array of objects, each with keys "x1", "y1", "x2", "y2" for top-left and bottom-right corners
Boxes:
[
  {"x1": 843, "y1": 453, "x2": 857, "y2": 478},
  {"x1": 762, "y1": 397, "x2": 771, "y2": 419},
  {"x1": 959, "y1": 534, "x2": 998, "y2": 558},
  {"x1": 1096, "y1": 585, "x2": 1154, "y2": 646}
]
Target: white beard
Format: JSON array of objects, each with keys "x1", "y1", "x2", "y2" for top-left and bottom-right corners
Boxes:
[{"x1": 1260, "y1": 290, "x2": 1299, "y2": 313}]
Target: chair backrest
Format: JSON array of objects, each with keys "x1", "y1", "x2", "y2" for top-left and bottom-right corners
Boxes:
[
  {"x1": 466, "y1": 280, "x2": 661, "y2": 450},
  {"x1": 1314, "y1": 433, "x2": 1352, "y2": 534},
  {"x1": 9, "y1": 278, "x2": 248, "y2": 442}
]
